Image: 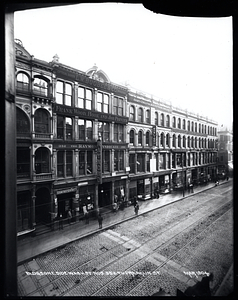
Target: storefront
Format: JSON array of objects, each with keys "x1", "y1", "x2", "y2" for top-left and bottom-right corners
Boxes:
[{"x1": 55, "y1": 187, "x2": 77, "y2": 218}]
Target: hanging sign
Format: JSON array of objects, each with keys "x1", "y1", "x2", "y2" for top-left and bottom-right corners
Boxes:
[{"x1": 96, "y1": 139, "x2": 102, "y2": 184}]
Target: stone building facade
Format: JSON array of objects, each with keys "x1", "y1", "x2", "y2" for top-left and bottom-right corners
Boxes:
[{"x1": 15, "y1": 40, "x2": 219, "y2": 235}]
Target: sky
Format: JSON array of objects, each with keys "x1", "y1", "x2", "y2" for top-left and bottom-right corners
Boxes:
[{"x1": 14, "y1": 3, "x2": 233, "y2": 129}]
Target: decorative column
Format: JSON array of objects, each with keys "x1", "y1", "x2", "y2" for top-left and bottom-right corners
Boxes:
[
  {"x1": 95, "y1": 182, "x2": 99, "y2": 214},
  {"x1": 52, "y1": 112, "x2": 57, "y2": 139},
  {"x1": 135, "y1": 152, "x2": 138, "y2": 174}
]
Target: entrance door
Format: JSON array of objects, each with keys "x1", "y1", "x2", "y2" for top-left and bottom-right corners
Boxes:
[
  {"x1": 35, "y1": 187, "x2": 51, "y2": 225},
  {"x1": 98, "y1": 183, "x2": 111, "y2": 207}
]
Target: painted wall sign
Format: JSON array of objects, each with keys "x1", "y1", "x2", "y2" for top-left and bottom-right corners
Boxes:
[{"x1": 53, "y1": 103, "x2": 128, "y2": 124}]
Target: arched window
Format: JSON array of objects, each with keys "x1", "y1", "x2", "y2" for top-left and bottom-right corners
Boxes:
[
  {"x1": 155, "y1": 112, "x2": 158, "y2": 125},
  {"x1": 202, "y1": 124, "x2": 204, "y2": 133},
  {"x1": 204, "y1": 125, "x2": 206, "y2": 134},
  {"x1": 34, "y1": 108, "x2": 50, "y2": 133},
  {"x1": 178, "y1": 118, "x2": 181, "y2": 129},
  {"x1": 145, "y1": 110, "x2": 150, "y2": 124},
  {"x1": 160, "y1": 132, "x2": 164, "y2": 147},
  {"x1": 187, "y1": 136, "x2": 190, "y2": 148},
  {"x1": 195, "y1": 137, "x2": 197, "y2": 148},
  {"x1": 178, "y1": 135, "x2": 181, "y2": 147},
  {"x1": 16, "y1": 107, "x2": 30, "y2": 136},
  {"x1": 138, "y1": 108, "x2": 143, "y2": 123},
  {"x1": 160, "y1": 113, "x2": 164, "y2": 126},
  {"x1": 33, "y1": 76, "x2": 48, "y2": 97},
  {"x1": 166, "y1": 133, "x2": 170, "y2": 147},
  {"x1": 183, "y1": 119, "x2": 186, "y2": 130},
  {"x1": 146, "y1": 131, "x2": 150, "y2": 145},
  {"x1": 191, "y1": 137, "x2": 194, "y2": 148},
  {"x1": 199, "y1": 124, "x2": 201, "y2": 133},
  {"x1": 172, "y1": 134, "x2": 176, "y2": 147},
  {"x1": 35, "y1": 147, "x2": 50, "y2": 174},
  {"x1": 173, "y1": 116, "x2": 176, "y2": 128},
  {"x1": 195, "y1": 123, "x2": 197, "y2": 132},
  {"x1": 191, "y1": 122, "x2": 194, "y2": 132},
  {"x1": 138, "y1": 130, "x2": 143, "y2": 145},
  {"x1": 187, "y1": 121, "x2": 190, "y2": 131},
  {"x1": 129, "y1": 129, "x2": 135, "y2": 145},
  {"x1": 166, "y1": 115, "x2": 170, "y2": 127},
  {"x1": 130, "y1": 106, "x2": 135, "y2": 121},
  {"x1": 17, "y1": 72, "x2": 29, "y2": 91},
  {"x1": 199, "y1": 138, "x2": 201, "y2": 148},
  {"x1": 183, "y1": 136, "x2": 186, "y2": 147}
]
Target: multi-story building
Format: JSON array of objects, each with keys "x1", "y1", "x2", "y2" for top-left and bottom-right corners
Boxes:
[
  {"x1": 127, "y1": 88, "x2": 219, "y2": 201},
  {"x1": 217, "y1": 126, "x2": 233, "y2": 178},
  {"x1": 15, "y1": 39, "x2": 219, "y2": 236}
]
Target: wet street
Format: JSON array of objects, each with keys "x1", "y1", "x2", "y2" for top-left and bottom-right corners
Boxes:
[{"x1": 18, "y1": 183, "x2": 233, "y2": 296}]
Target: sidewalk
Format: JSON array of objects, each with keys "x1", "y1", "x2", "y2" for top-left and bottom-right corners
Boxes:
[{"x1": 17, "y1": 179, "x2": 232, "y2": 265}]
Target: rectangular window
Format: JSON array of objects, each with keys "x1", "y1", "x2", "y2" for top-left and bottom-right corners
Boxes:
[
  {"x1": 78, "y1": 119, "x2": 85, "y2": 140},
  {"x1": 57, "y1": 116, "x2": 64, "y2": 139},
  {"x1": 103, "y1": 150, "x2": 110, "y2": 172},
  {"x1": 113, "y1": 96, "x2": 123, "y2": 116},
  {"x1": 166, "y1": 153, "x2": 170, "y2": 169},
  {"x1": 146, "y1": 154, "x2": 151, "y2": 172},
  {"x1": 137, "y1": 153, "x2": 145, "y2": 172},
  {"x1": 97, "y1": 92, "x2": 109, "y2": 113},
  {"x1": 17, "y1": 147, "x2": 30, "y2": 178},
  {"x1": 66, "y1": 117, "x2": 72, "y2": 140},
  {"x1": 79, "y1": 151, "x2": 85, "y2": 175},
  {"x1": 78, "y1": 86, "x2": 92, "y2": 110},
  {"x1": 114, "y1": 124, "x2": 124, "y2": 143},
  {"x1": 129, "y1": 154, "x2": 135, "y2": 173},
  {"x1": 159, "y1": 154, "x2": 165, "y2": 169},
  {"x1": 57, "y1": 151, "x2": 64, "y2": 177},
  {"x1": 98, "y1": 122, "x2": 110, "y2": 142},
  {"x1": 87, "y1": 151, "x2": 93, "y2": 174},
  {"x1": 78, "y1": 119, "x2": 93, "y2": 141},
  {"x1": 172, "y1": 153, "x2": 175, "y2": 168},
  {"x1": 114, "y1": 150, "x2": 124, "y2": 171},
  {"x1": 66, "y1": 151, "x2": 73, "y2": 176},
  {"x1": 56, "y1": 81, "x2": 72, "y2": 106}
]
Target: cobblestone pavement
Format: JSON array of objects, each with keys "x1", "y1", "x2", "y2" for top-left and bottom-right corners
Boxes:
[{"x1": 18, "y1": 183, "x2": 233, "y2": 296}]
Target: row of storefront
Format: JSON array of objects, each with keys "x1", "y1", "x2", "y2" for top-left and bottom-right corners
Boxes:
[{"x1": 17, "y1": 164, "x2": 217, "y2": 234}]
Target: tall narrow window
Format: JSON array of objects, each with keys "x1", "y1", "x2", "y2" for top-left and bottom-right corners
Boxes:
[
  {"x1": 173, "y1": 117, "x2": 176, "y2": 128},
  {"x1": 191, "y1": 122, "x2": 194, "y2": 132},
  {"x1": 138, "y1": 130, "x2": 143, "y2": 145},
  {"x1": 87, "y1": 151, "x2": 93, "y2": 174},
  {"x1": 130, "y1": 130, "x2": 135, "y2": 145},
  {"x1": 57, "y1": 116, "x2": 64, "y2": 139},
  {"x1": 114, "y1": 150, "x2": 124, "y2": 171},
  {"x1": 66, "y1": 117, "x2": 72, "y2": 140},
  {"x1": 145, "y1": 110, "x2": 150, "y2": 124},
  {"x1": 160, "y1": 133, "x2": 164, "y2": 147},
  {"x1": 146, "y1": 154, "x2": 151, "y2": 172},
  {"x1": 98, "y1": 122, "x2": 110, "y2": 142},
  {"x1": 178, "y1": 135, "x2": 181, "y2": 147},
  {"x1": 65, "y1": 83, "x2": 72, "y2": 106},
  {"x1": 66, "y1": 151, "x2": 73, "y2": 176},
  {"x1": 138, "y1": 108, "x2": 143, "y2": 122},
  {"x1": 57, "y1": 151, "x2": 64, "y2": 177},
  {"x1": 155, "y1": 112, "x2": 158, "y2": 125},
  {"x1": 114, "y1": 124, "x2": 124, "y2": 143},
  {"x1": 187, "y1": 121, "x2": 190, "y2": 131},
  {"x1": 113, "y1": 96, "x2": 123, "y2": 116},
  {"x1": 97, "y1": 92, "x2": 109, "y2": 113},
  {"x1": 166, "y1": 133, "x2": 170, "y2": 147},
  {"x1": 146, "y1": 131, "x2": 150, "y2": 145},
  {"x1": 103, "y1": 150, "x2": 110, "y2": 172},
  {"x1": 17, "y1": 72, "x2": 29, "y2": 91},
  {"x1": 160, "y1": 114, "x2": 164, "y2": 126},
  {"x1": 17, "y1": 147, "x2": 30, "y2": 178},
  {"x1": 129, "y1": 154, "x2": 135, "y2": 173},
  {"x1": 86, "y1": 120, "x2": 93, "y2": 140},
  {"x1": 79, "y1": 151, "x2": 85, "y2": 175},
  {"x1": 178, "y1": 118, "x2": 181, "y2": 129},
  {"x1": 183, "y1": 136, "x2": 186, "y2": 147},
  {"x1": 137, "y1": 154, "x2": 145, "y2": 172},
  {"x1": 130, "y1": 106, "x2": 135, "y2": 121},
  {"x1": 183, "y1": 119, "x2": 186, "y2": 130},
  {"x1": 173, "y1": 134, "x2": 176, "y2": 147},
  {"x1": 166, "y1": 115, "x2": 170, "y2": 127}
]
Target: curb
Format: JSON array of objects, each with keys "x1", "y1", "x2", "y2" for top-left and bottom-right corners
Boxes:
[{"x1": 18, "y1": 181, "x2": 231, "y2": 265}]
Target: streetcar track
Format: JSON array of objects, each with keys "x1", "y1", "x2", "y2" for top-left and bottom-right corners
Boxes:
[
  {"x1": 89, "y1": 200, "x2": 232, "y2": 296},
  {"x1": 59, "y1": 199, "x2": 232, "y2": 296},
  {"x1": 19, "y1": 186, "x2": 232, "y2": 296}
]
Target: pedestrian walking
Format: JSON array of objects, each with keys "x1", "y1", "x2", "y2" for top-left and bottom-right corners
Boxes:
[
  {"x1": 59, "y1": 213, "x2": 63, "y2": 230},
  {"x1": 134, "y1": 201, "x2": 139, "y2": 215},
  {"x1": 98, "y1": 213, "x2": 103, "y2": 229},
  {"x1": 133, "y1": 196, "x2": 137, "y2": 207},
  {"x1": 83, "y1": 204, "x2": 89, "y2": 224},
  {"x1": 67, "y1": 209, "x2": 72, "y2": 225}
]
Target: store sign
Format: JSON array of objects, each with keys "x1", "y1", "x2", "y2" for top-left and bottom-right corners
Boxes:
[
  {"x1": 152, "y1": 126, "x2": 157, "y2": 146},
  {"x1": 53, "y1": 104, "x2": 128, "y2": 124},
  {"x1": 96, "y1": 139, "x2": 102, "y2": 184},
  {"x1": 56, "y1": 187, "x2": 76, "y2": 195}
]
